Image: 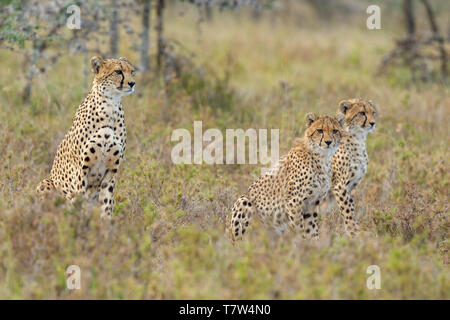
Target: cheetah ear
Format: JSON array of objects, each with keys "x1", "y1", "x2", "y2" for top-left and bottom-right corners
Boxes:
[
  {"x1": 339, "y1": 100, "x2": 352, "y2": 114},
  {"x1": 90, "y1": 56, "x2": 104, "y2": 74},
  {"x1": 305, "y1": 113, "x2": 318, "y2": 127},
  {"x1": 368, "y1": 100, "x2": 377, "y2": 110},
  {"x1": 119, "y1": 57, "x2": 136, "y2": 70},
  {"x1": 336, "y1": 113, "x2": 345, "y2": 127}
]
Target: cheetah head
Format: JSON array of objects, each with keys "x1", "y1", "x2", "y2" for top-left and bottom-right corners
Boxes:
[
  {"x1": 338, "y1": 98, "x2": 377, "y2": 136},
  {"x1": 90, "y1": 56, "x2": 136, "y2": 97},
  {"x1": 305, "y1": 113, "x2": 344, "y2": 153}
]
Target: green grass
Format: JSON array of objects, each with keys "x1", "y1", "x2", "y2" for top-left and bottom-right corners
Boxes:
[{"x1": 0, "y1": 8, "x2": 448, "y2": 299}]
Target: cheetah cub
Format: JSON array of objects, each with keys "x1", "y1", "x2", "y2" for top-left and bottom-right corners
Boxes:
[
  {"x1": 37, "y1": 56, "x2": 136, "y2": 218},
  {"x1": 227, "y1": 114, "x2": 344, "y2": 241},
  {"x1": 323, "y1": 98, "x2": 377, "y2": 237}
]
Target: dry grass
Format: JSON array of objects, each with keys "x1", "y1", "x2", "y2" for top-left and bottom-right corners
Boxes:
[{"x1": 0, "y1": 7, "x2": 448, "y2": 299}]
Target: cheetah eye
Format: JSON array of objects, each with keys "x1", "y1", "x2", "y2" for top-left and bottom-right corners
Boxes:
[
  {"x1": 359, "y1": 111, "x2": 366, "y2": 116},
  {"x1": 317, "y1": 129, "x2": 323, "y2": 134},
  {"x1": 131, "y1": 70, "x2": 136, "y2": 76},
  {"x1": 115, "y1": 69, "x2": 123, "y2": 75},
  {"x1": 333, "y1": 129, "x2": 339, "y2": 134}
]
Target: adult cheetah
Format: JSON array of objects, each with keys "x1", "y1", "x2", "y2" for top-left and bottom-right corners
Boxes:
[
  {"x1": 36, "y1": 56, "x2": 136, "y2": 218},
  {"x1": 227, "y1": 114, "x2": 344, "y2": 241},
  {"x1": 322, "y1": 98, "x2": 377, "y2": 237}
]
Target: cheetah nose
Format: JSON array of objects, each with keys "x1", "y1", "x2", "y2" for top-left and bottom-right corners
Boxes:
[
  {"x1": 128, "y1": 81, "x2": 135, "y2": 88},
  {"x1": 370, "y1": 122, "x2": 375, "y2": 127},
  {"x1": 325, "y1": 140, "x2": 332, "y2": 146}
]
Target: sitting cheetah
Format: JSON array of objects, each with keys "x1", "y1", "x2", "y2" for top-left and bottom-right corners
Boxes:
[
  {"x1": 37, "y1": 56, "x2": 136, "y2": 218},
  {"x1": 322, "y1": 98, "x2": 377, "y2": 237},
  {"x1": 227, "y1": 114, "x2": 344, "y2": 241}
]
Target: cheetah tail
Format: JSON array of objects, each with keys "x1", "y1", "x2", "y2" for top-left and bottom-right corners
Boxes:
[{"x1": 36, "y1": 178, "x2": 55, "y2": 200}]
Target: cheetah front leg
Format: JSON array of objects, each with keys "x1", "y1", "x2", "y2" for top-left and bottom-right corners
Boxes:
[
  {"x1": 98, "y1": 175, "x2": 116, "y2": 219},
  {"x1": 333, "y1": 183, "x2": 360, "y2": 237},
  {"x1": 81, "y1": 134, "x2": 122, "y2": 219},
  {"x1": 98, "y1": 144, "x2": 122, "y2": 219},
  {"x1": 303, "y1": 203, "x2": 320, "y2": 240},
  {"x1": 285, "y1": 196, "x2": 307, "y2": 238}
]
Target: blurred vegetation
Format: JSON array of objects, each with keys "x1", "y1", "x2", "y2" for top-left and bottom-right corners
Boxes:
[{"x1": 0, "y1": 1, "x2": 448, "y2": 299}]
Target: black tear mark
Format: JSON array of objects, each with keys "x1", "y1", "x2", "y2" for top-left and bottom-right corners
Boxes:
[
  {"x1": 362, "y1": 105, "x2": 368, "y2": 128},
  {"x1": 119, "y1": 71, "x2": 124, "y2": 90}
]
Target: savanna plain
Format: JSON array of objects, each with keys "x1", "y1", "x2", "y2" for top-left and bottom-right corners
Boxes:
[{"x1": 0, "y1": 6, "x2": 448, "y2": 299}]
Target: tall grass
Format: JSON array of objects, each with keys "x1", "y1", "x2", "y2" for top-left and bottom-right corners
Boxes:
[{"x1": 0, "y1": 8, "x2": 448, "y2": 299}]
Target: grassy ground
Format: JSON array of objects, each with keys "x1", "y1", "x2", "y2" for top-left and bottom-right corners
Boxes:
[{"x1": 0, "y1": 8, "x2": 448, "y2": 299}]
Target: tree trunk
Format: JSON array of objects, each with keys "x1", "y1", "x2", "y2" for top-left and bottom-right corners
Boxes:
[
  {"x1": 110, "y1": 0, "x2": 119, "y2": 57},
  {"x1": 156, "y1": 0, "x2": 165, "y2": 75},
  {"x1": 205, "y1": 3, "x2": 213, "y2": 21},
  {"x1": 403, "y1": 0, "x2": 416, "y2": 36},
  {"x1": 23, "y1": 39, "x2": 39, "y2": 104},
  {"x1": 251, "y1": 3, "x2": 262, "y2": 21},
  {"x1": 84, "y1": 49, "x2": 89, "y2": 92},
  {"x1": 140, "y1": 0, "x2": 152, "y2": 72},
  {"x1": 420, "y1": 0, "x2": 447, "y2": 77}
]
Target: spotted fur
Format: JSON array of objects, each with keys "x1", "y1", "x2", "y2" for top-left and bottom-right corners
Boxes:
[
  {"x1": 36, "y1": 56, "x2": 136, "y2": 218},
  {"x1": 227, "y1": 114, "x2": 344, "y2": 241}
]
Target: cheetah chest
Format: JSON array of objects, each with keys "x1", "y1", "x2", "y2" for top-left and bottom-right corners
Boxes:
[
  {"x1": 347, "y1": 151, "x2": 368, "y2": 189},
  {"x1": 315, "y1": 170, "x2": 331, "y2": 203},
  {"x1": 84, "y1": 127, "x2": 123, "y2": 191}
]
